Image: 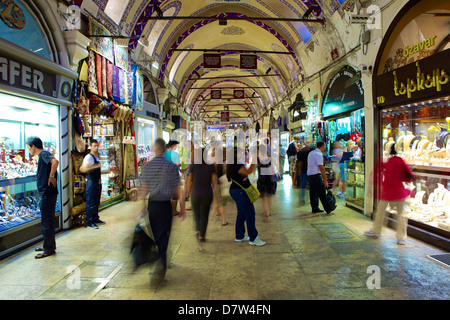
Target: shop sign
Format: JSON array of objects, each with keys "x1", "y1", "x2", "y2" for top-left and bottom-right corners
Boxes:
[
  {"x1": 240, "y1": 54, "x2": 257, "y2": 72},
  {"x1": 211, "y1": 89, "x2": 221, "y2": 101},
  {"x1": 321, "y1": 67, "x2": 364, "y2": 118},
  {"x1": 375, "y1": 48, "x2": 450, "y2": 107},
  {"x1": 0, "y1": 0, "x2": 26, "y2": 30},
  {"x1": 203, "y1": 53, "x2": 221, "y2": 71},
  {"x1": 0, "y1": 55, "x2": 56, "y2": 97},
  {"x1": 221, "y1": 111, "x2": 230, "y2": 123},
  {"x1": 233, "y1": 89, "x2": 244, "y2": 101},
  {"x1": 402, "y1": 35, "x2": 437, "y2": 58}
]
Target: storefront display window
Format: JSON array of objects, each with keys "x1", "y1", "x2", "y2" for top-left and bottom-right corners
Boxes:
[
  {"x1": 380, "y1": 100, "x2": 450, "y2": 231},
  {"x1": 82, "y1": 115, "x2": 122, "y2": 201},
  {"x1": 0, "y1": 92, "x2": 59, "y2": 232},
  {"x1": 137, "y1": 118, "x2": 157, "y2": 170}
]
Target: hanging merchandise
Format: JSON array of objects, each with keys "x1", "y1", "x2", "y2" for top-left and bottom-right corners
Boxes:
[{"x1": 77, "y1": 85, "x2": 90, "y2": 115}]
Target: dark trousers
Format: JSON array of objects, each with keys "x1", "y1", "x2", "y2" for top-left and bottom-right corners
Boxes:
[
  {"x1": 191, "y1": 195, "x2": 213, "y2": 238},
  {"x1": 229, "y1": 188, "x2": 258, "y2": 241},
  {"x1": 307, "y1": 174, "x2": 329, "y2": 212},
  {"x1": 86, "y1": 179, "x2": 102, "y2": 224},
  {"x1": 39, "y1": 194, "x2": 58, "y2": 253},
  {"x1": 148, "y1": 200, "x2": 173, "y2": 269}
]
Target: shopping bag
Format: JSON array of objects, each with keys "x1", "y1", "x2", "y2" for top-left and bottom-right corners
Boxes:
[
  {"x1": 325, "y1": 189, "x2": 336, "y2": 212},
  {"x1": 130, "y1": 209, "x2": 159, "y2": 268},
  {"x1": 219, "y1": 174, "x2": 231, "y2": 198}
]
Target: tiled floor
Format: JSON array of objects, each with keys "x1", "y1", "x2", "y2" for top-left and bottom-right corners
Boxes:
[{"x1": 0, "y1": 176, "x2": 449, "y2": 300}]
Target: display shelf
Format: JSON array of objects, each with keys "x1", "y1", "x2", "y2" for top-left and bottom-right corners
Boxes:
[
  {"x1": 0, "y1": 175, "x2": 36, "y2": 188},
  {"x1": 345, "y1": 159, "x2": 365, "y2": 212}
]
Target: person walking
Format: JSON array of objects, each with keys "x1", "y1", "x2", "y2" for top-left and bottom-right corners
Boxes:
[
  {"x1": 296, "y1": 141, "x2": 312, "y2": 205},
  {"x1": 164, "y1": 140, "x2": 181, "y2": 216},
  {"x1": 26, "y1": 137, "x2": 59, "y2": 259},
  {"x1": 213, "y1": 149, "x2": 229, "y2": 227},
  {"x1": 185, "y1": 149, "x2": 218, "y2": 250},
  {"x1": 139, "y1": 138, "x2": 185, "y2": 282},
  {"x1": 307, "y1": 141, "x2": 336, "y2": 214},
  {"x1": 80, "y1": 139, "x2": 104, "y2": 229},
  {"x1": 257, "y1": 138, "x2": 277, "y2": 222},
  {"x1": 287, "y1": 136, "x2": 300, "y2": 188},
  {"x1": 227, "y1": 148, "x2": 266, "y2": 246},
  {"x1": 365, "y1": 144, "x2": 413, "y2": 245}
]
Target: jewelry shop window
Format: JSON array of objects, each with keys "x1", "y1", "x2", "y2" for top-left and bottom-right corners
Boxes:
[{"x1": 0, "y1": 92, "x2": 60, "y2": 233}]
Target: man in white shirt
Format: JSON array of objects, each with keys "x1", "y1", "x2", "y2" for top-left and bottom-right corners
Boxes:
[
  {"x1": 80, "y1": 139, "x2": 105, "y2": 228},
  {"x1": 307, "y1": 141, "x2": 336, "y2": 214}
]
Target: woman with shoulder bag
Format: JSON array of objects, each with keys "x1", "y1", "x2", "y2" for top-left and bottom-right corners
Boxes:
[{"x1": 227, "y1": 148, "x2": 266, "y2": 246}]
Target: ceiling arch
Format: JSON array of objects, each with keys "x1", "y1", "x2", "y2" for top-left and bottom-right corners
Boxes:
[{"x1": 77, "y1": 0, "x2": 354, "y2": 125}]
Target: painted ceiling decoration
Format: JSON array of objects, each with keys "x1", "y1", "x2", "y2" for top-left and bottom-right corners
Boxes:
[{"x1": 70, "y1": 0, "x2": 352, "y2": 124}]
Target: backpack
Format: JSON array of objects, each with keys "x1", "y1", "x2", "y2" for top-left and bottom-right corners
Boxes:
[{"x1": 287, "y1": 142, "x2": 297, "y2": 157}]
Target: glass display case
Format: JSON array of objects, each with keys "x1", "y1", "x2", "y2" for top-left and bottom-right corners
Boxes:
[
  {"x1": 380, "y1": 100, "x2": 450, "y2": 233},
  {"x1": 136, "y1": 117, "x2": 157, "y2": 173},
  {"x1": 0, "y1": 92, "x2": 60, "y2": 233},
  {"x1": 345, "y1": 159, "x2": 365, "y2": 211},
  {"x1": 403, "y1": 173, "x2": 450, "y2": 231},
  {"x1": 82, "y1": 115, "x2": 122, "y2": 202}
]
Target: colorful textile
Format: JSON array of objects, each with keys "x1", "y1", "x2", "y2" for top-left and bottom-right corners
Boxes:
[
  {"x1": 95, "y1": 53, "x2": 103, "y2": 97},
  {"x1": 87, "y1": 50, "x2": 98, "y2": 95},
  {"x1": 101, "y1": 56, "x2": 108, "y2": 98},
  {"x1": 106, "y1": 60, "x2": 113, "y2": 99}
]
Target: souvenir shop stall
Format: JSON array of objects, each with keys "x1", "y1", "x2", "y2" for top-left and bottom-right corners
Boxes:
[
  {"x1": 321, "y1": 66, "x2": 365, "y2": 212},
  {"x1": 373, "y1": 0, "x2": 450, "y2": 250},
  {"x1": 0, "y1": 0, "x2": 77, "y2": 258},
  {"x1": 70, "y1": 17, "x2": 140, "y2": 223}
]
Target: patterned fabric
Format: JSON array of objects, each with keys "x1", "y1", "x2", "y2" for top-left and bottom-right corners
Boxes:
[
  {"x1": 95, "y1": 53, "x2": 103, "y2": 97},
  {"x1": 101, "y1": 56, "x2": 108, "y2": 98},
  {"x1": 118, "y1": 67, "x2": 126, "y2": 103},
  {"x1": 139, "y1": 155, "x2": 180, "y2": 201},
  {"x1": 113, "y1": 65, "x2": 120, "y2": 101},
  {"x1": 106, "y1": 60, "x2": 113, "y2": 99},
  {"x1": 87, "y1": 50, "x2": 98, "y2": 94}
]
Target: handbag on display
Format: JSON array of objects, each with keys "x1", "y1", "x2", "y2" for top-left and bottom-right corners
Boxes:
[
  {"x1": 73, "y1": 175, "x2": 86, "y2": 194},
  {"x1": 232, "y1": 179, "x2": 260, "y2": 203},
  {"x1": 77, "y1": 85, "x2": 90, "y2": 115}
]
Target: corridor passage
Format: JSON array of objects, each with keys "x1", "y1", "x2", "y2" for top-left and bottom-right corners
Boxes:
[{"x1": 0, "y1": 177, "x2": 449, "y2": 301}]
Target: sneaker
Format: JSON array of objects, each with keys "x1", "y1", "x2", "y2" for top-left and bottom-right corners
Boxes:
[
  {"x1": 87, "y1": 223, "x2": 99, "y2": 229},
  {"x1": 235, "y1": 236, "x2": 250, "y2": 242},
  {"x1": 249, "y1": 236, "x2": 266, "y2": 246},
  {"x1": 95, "y1": 219, "x2": 106, "y2": 224},
  {"x1": 397, "y1": 239, "x2": 406, "y2": 245},
  {"x1": 342, "y1": 192, "x2": 349, "y2": 198},
  {"x1": 364, "y1": 230, "x2": 379, "y2": 238},
  {"x1": 336, "y1": 192, "x2": 344, "y2": 199}
]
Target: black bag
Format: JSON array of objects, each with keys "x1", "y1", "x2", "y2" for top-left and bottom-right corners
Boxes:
[
  {"x1": 287, "y1": 142, "x2": 297, "y2": 157},
  {"x1": 130, "y1": 224, "x2": 159, "y2": 268},
  {"x1": 325, "y1": 189, "x2": 337, "y2": 212}
]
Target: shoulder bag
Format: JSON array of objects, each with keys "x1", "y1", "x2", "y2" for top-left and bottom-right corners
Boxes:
[{"x1": 232, "y1": 179, "x2": 260, "y2": 203}]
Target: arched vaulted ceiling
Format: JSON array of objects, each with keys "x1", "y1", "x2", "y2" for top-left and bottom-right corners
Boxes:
[{"x1": 81, "y1": 0, "x2": 357, "y2": 125}]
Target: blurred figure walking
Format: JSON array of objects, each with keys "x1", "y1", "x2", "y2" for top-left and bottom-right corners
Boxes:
[
  {"x1": 185, "y1": 149, "x2": 218, "y2": 251},
  {"x1": 257, "y1": 138, "x2": 277, "y2": 222},
  {"x1": 139, "y1": 138, "x2": 185, "y2": 284},
  {"x1": 365, "y1": 144, "x2": 412, "y2": 245}
]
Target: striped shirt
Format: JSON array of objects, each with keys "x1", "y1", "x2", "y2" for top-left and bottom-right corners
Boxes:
[{"x1": 139, "y1": 155, "x2": 180, "y2": 201}]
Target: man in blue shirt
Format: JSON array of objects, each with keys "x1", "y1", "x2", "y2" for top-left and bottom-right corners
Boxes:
[
  {"x1": 26, "y1": 137, "x2": 59, "y2": 259},
  {"x1": 164, "y1": 140, "x2": 181, "y2": 215},
  {"x1": 307, "y1": 141, "x2": 336, "y2": 214}
]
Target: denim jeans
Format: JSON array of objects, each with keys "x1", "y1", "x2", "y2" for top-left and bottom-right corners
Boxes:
[
  {"x1": 148, "y1": 200, "x2": 173, "y2": 269},
  {"x1": 229, "y1": 188, "x2": 258, "y2": 241},
  {"x1": 39, "y1": 193, "x2": 58, "y2": 253},
  {"x1": 86, "y1": 179, "x2": 102, "y2": 224}
]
